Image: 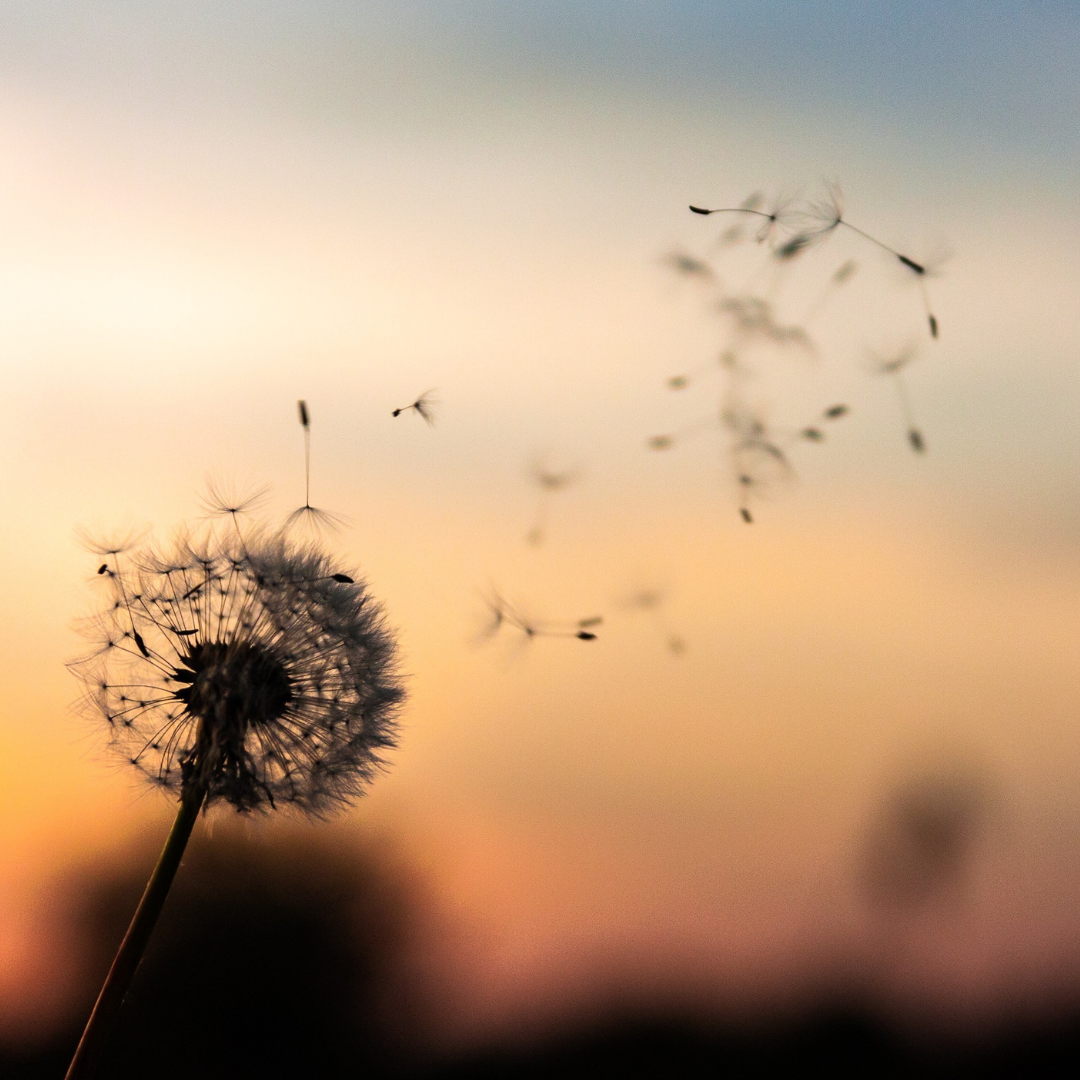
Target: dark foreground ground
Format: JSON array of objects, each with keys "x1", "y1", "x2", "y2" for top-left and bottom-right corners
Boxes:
[
  {"x1": 9, "y1": 1010, "x2": 1080, "y2": 1079},
  {"x1": 5, "y1": 831, "x2": 1079, "y2": 1079}
]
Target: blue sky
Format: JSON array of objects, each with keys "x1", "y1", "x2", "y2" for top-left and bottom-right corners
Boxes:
[{"x1": 3, "y1": 1, "x2": 1077, "y2": 161}]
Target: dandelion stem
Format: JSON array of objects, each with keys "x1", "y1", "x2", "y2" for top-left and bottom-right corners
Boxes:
[
  {"x1": 304, "y1": 424, "x2": 311, "y2": 509},
  {"x1": 689, "y1": 206, "x2": 774, "y2": 221},
  {"x1": 64, "y1": 782, "x2": 207, "y2": 1080}
]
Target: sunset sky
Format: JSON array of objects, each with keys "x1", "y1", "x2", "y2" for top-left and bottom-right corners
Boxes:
[{"x1": 3, "y1": 0, "x2": 1080, "y2": 1055}]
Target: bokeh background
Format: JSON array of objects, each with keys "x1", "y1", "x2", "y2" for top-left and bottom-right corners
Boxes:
[{"x1": 3, "y1": 2, "x2": 1080, "y2": 1074}]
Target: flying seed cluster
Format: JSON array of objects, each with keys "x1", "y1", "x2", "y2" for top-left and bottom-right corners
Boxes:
[{"x1": 654, "y1": 185, "x2": 942, "y2": 522}]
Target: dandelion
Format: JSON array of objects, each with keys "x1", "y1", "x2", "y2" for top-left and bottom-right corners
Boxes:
[
  {"x1": 288, "y1": 400, "x2": 345, "y2": 533},
  {"x1": 65, "y1": 521, "x2": 403, "y2": 1078},
  {"x1": 392, "y1": 389, "x2": 438, "y2": 425}
]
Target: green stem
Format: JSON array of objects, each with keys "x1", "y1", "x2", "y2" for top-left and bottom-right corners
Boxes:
[{"x1": 64, "y1": 783, "x2": 206, "y2": 1080}]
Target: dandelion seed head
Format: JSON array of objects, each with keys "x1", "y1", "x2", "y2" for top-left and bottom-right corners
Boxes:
[{"x1": 71, "y1": 527, "x2": 403, "y2": 815}]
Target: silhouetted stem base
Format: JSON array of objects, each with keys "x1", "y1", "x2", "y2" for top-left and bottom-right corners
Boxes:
[{"x1": 64, "y1": 783, "x2": 207, "y2": 1080}]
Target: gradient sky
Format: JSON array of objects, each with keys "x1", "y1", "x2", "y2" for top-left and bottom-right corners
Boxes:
[{"x1": 3, "y1": 0, "x2": 1080, "y2": 1052}]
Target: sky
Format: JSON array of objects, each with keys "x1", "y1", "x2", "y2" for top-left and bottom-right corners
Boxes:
[{"x1": 3, "y1": 0, "x2": 1080, "y2": 1056}]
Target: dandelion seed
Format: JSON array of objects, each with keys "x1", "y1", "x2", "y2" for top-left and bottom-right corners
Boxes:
[
  {"x1": 623, "y1": 588, "x2": 686, "y2": 655},
  {"x1": 691, "y1": 192, "x2": 793, "y2": 246},
  {"x1": 200, "y1": 477, "x2": 271, "y2": 533},
  {"x1": 532, "y1": 464, "x2": 579, "y2": 491},
  {"x1": 802, "y1": 260, "x2": 858, "y2": 324},
  {"x1": 285, "y1": 502, "x2": 347, "y2": 533},
  {"x1": 392, "y1": 389, "x2": 438, "y2": 425},
  {"x1": 65, "y1": 520, "x2": 403, "y2": 1078},
  {"x1": 288, "y1": 400, "x2": 344, "y2": 534},
  {"x1": 796, "y1": 402, "x2": 853, "y2": 443},
  {"x1": 870, "y1": 347, "x2": 927, "y2": 455},
  {"x1": 647, "y1": 411, "x2": 723, "y2": 454},
  {"x1": 662, "y1": 251, "x2": 715, "y2": 281},
  {"x1": 872, "y1": 345, "x2": 917, "y2": 376},
  {"x1": 479, "y1": 588, "x2": 599, "y2": 647},
  {"x1": 525, "y1": 458, "x2": 580, "y2": 546},
  {"x1": 801, "y1": 183, "x2": 941, "y2": 338},
  {"x1": 715, "y1": 296, "x2": 813, "y2": 352},
  {"x1": 728, "y1": 415, "x2": 794, "y2": 523},
  {"x1": 666, "y1": 351, "x2": 732, "y2": 393},
  {"x1": 833, "y1": 260, "x2": 858, "y2": 286},
  {"x1": 709, "y1": 191, "x2": 767, "y2": 246},
  {"x1": 774, "y1": 233, "x2": 815, "y2": 261}
]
